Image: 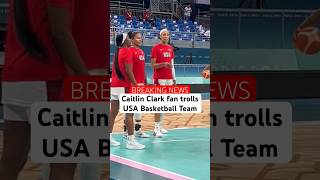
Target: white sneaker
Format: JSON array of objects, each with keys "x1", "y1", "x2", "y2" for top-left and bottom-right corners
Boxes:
[
  {"x1": 123, "y1": 131, "x2": 128, "y2": 139},
  {"x1": 153, "y1": 128, "x2": 163, "y2": 138},
  {"x1": 126, "y1": 136, "x2": 145, "y2": 150},
  {"x1": 110, "y1": 138, "x2": 120, "y2": 147},
  {"x1": 160, "y1": 128, "x2": 168, "y2": 134},
  {"x1": 135, "y1": 130, "x2": 151, "y2": 138}
]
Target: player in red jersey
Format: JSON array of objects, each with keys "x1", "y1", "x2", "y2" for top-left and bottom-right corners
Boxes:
[
  {"x1": 0, "y1": 0, "x2": 89, "y2": 179},
  {"x1": 122, "y1": 31, "x2": 151, "y2": 138},
  {"x1": 109, "y1": 33, "x2": 145, "y2": 150},
  {"x1": 151, "y1": 28, "x2": 176, "y2": 137},
  {"x1": 41, "y1": 1, "x2": 108, "y2": 179}
]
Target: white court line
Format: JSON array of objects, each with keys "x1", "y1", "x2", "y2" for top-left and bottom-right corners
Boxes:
[{"x1": 152, "y1": 138, "x2": 208, "y2": 144}]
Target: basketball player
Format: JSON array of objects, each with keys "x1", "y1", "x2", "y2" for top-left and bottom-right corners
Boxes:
[
  {"x1": 109, "y1": 33, "x2": 145, "y2": 150},
  {"x1": 151, "y1": 28, "x2": 176, "y2": 137},
  {"x1": 42, "y1": 1, "x2": 107, "y2": 179},
  {"x1": 295, "y1": 9, "x2": 320, "y2": 39},
  {"x1": 0, "y1": 0, "x2": 89, "y2": 179},
  {"x1": 123, "y1": 31, "x2": 150, "y2": 138}
]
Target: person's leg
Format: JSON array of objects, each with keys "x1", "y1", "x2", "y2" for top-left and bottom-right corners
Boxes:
[
  {"x1": 153, "y1": 80, "x2": 172, "y2": 137},
  {"x1": 49, "y1": 163, "x2": 76, "y2": 180},
  {"x1": 42, "y1": 164, "x2": 50, "y2": 180},
  {"x1": 134, "y1": 113, "x2": 150, "y2": 138},
  {"x1": 153, "y1": 79, "x2": 164, "y2": 137},
  {"x1": 43, "y1": 163, "x2": 102, "y2": 180},
  {"x1": 109, "y1": 100, "x2": 119, "y2": 134},
  {"x1": 158, "y1": 80, "x2": 173, "y2": 134},
  {"x1": 125, "y1": 113, "x2": 145, "y2": 150},
  {"x1": 78, "y1": 163, "x2": 102, "y2": 180},
  {"x1": 109, "y1": 87, "x2": 124, "y2": 146},
  {"x1": 0, "y1": 119, "x2": 30, "y2": 180},
  {"x1": 110, "y1": 100, "x2": 120, "y2": 146},
  {"x1": 154, "y1": 113, "x2": 163, "y2": 137}
]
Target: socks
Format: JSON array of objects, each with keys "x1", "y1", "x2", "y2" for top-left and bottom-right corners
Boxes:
[
  {"x1": 155, "y1": 122, "x2": 161, "y2": 130},
  {"x1": 128, "y1": 135, "x2": 135, "y2": 142}
]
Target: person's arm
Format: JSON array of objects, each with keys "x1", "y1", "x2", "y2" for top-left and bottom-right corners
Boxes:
[
  {"x1": 47, "y1": 4, "x2": 89, "y2": 75},
  {"x1": 204, "y1": 64, "x2": 210, "y2": 71},
  {"x1": 171, "y1": 58, "x2": 176, "y2": 85},
  {"x1": 299, "y1": 9, "x2": 320, "y2": 28},
  {"x1": 150, "y1": 47, "x2": 170, "y2": 69},
  {"x1": 202, "y1": 65, "x2": 210, "y2": 77},
  {"x1": 124, "y1": 50, "x2": 137, "y2": 86},
  {"x1": 125, "y1": 63, "x2": 137, "y2": 86},
  {"x1": 151, "y1": 58, "x2": 169, "y2": 69}
]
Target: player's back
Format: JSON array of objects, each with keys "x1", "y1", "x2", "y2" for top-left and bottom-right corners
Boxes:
[
  {"x1": 3, "y1": 0, "x2": 71, "y2": 81},
  {"x1": 111, "y1": 47, "x2": 132, "y2": 87}
]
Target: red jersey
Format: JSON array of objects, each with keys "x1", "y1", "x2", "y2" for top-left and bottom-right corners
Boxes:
[
  {"x1": 129, "y1": 47, "x2": 145, "y2": 84},
  {"x1": 72, "y1": 0, "x2": 107, "y2": 70},
  {"x1": 2, "y1": 0, "x2": 73, "y2": 81},
  {"x1": 111, "y1": 48, "x2": 133, "y2": 87},
  {"x1": 125, "y1": 10, "x2": 132, "y2": 21},
  {"x1": 151, "y1": 43, "x2": 175, "y2": 79},
  {"x1": 143, "y1": 10, "x2": 151, "y2": 21}
]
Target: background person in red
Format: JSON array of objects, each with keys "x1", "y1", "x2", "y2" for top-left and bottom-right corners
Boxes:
[
  {"x1": 125, "y1": 6, "x2": 133, "y2": 21},
  {"x1": 151, "y1": 28, "x2": 176, "y2": 138},
  {"x1": 123, "y1": 31, "x2": 150, "y2": 139},
  {"x1": 0, "y1": 0, "x2": 89, "y2": 179},
  {"x1": 41, "y1": 0, "x2": 108, "y2": 179},
  {"x1": 143, "y1": 8, "x2": 151, "y2": 22},
  {"x1": 109, "y1": 33, "x2": 145, "y2": 150}
]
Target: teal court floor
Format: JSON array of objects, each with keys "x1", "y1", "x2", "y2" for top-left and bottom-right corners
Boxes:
[{"x1": 110, "y1": 128, "x2": 210, "y2": 180}]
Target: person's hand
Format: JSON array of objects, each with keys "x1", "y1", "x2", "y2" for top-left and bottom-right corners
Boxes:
[
  {"x1": 162, "y1": 62, "x2": 170, "y2": 68},
  {"x1": 293, "y1": 26, "x2": 303, "y2": 41}
]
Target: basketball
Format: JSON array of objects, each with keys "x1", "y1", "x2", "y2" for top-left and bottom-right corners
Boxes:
[
  {"x1": 202, "y1": 70, "x2": 210, "y2": 79},
  {"x1": 294, "y1": 27, "x2": 320, "y2": 55}
]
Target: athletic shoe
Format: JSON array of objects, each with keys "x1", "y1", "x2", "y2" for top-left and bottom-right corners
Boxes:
[
  {"x1": 110, "y1": 138, "x2": 120, "y2": 147},
  {"x1": 160, "y1": 128, "x2": 168, "y2": 134},
  {"x1": 135, "y1": 130, "x2": 151, "y2": 138},
  {"x1": 153, "y1": 128, "x2": 163, "y2": 138},
  {"x1": 126, "y1": 136, "x2": 145, "y2": 150},
  {"x1": 123, "y1": 131, "x2": 128, "y2": 139}
]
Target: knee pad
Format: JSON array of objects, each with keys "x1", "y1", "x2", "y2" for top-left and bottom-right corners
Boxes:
[{"x1": 135, "y1": 123, "x2": 141, "y2": 131}]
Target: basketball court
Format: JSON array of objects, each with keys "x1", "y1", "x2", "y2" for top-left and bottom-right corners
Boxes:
[
  {"x1": 110, "y1": 128, "x2": 210, "y2": 180},
  {"x1": 110, "y1": 100, "x2": 210, "y2": 180},
  {"x1": 212, "y1": 122, "x2": 320, "y2": 180}
]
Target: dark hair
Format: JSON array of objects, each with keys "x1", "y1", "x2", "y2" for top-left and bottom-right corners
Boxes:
[
  {"x1": 14, "y1": 0, "x2": 46, "y2": 60},
  {"x1": 128, "y1": 31, "x2": 141, "y2": 39},
  {"x1": 114, "y1": 34, "x2": 126, "y2": 80}
]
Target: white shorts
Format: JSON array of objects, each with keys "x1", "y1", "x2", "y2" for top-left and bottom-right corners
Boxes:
[
  {"x1": 2, "y1": 81, "x2": 48, "y2": 122},
  {"x1": 110, "y1": 87, "x2": 125, "y2": 101},
  {"x1": 154, "y1": 79, "x2": 174, "y2": 86},
  {"x1": 2, "y1": 80, "x2": 64, "y2": 122}
]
